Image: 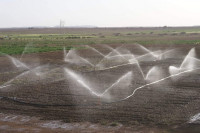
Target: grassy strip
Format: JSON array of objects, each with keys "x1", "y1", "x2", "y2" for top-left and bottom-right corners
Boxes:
[
  {"x1": 137, "y1": 39, "x2": 200, "y2": 45},
  {"x1": 0, "y1": 46, "x2": 66, "y2": 55},
  {"x1": 0, "y1": 31, "x2": 200, "y2": 55},
  {"x1": 0, "y1": 39, "x2": 199, "y2": 55}
]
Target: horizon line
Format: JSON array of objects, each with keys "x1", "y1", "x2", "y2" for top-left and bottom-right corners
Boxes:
[{"x1": 1, "y1": 25, "x2": 200, "y2": 29}]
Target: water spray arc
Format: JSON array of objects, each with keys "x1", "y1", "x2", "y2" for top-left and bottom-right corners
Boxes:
[
  {"x1": 62, "y1": 45, "x2": 200, "y2": 103},
  {"x1": 0, "y1": 44, "x2": 200, "y2": 105},
  {"x1": 64, "y1": 68, "x2": 133, "y2": 98},
  {"x1": 1, "y1": 43, "x2": 200, "y2": 129}
]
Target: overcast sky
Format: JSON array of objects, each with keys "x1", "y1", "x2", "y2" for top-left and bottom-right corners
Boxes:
[{"x1": 0, "y1": 0, "x2": 200, "y2": 28}]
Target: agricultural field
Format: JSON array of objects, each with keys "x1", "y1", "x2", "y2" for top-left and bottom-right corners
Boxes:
[
  {"x1": 0, "y1": 27, "x2": 200, "y2": 133},
  {"x1": 0, "y1": 27, "x2": 200, "y2": 54}
]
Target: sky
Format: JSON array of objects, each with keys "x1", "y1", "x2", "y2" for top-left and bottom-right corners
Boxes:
[{"x1": 0, "y1": 0, "x2": 200, "y2": 28}]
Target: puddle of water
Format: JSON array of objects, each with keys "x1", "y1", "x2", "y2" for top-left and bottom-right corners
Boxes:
[
  {"x1": 0, "y1": 113, "x2": 170, "y2": 133},
  {"x1": 0, "y1": 113, "x2": 123, "y2": 132}
]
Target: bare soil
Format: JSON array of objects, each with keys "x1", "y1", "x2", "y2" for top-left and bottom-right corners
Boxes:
[{"x1": 0, "y1": 44, "x2": 200, "y2": 132}]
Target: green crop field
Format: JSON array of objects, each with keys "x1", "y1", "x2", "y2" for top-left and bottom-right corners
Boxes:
[{"x1": 0, "y1": 27, "x2": 200, "y2": 55}]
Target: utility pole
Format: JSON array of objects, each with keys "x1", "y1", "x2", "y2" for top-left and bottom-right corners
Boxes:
[
  {"x1": 60, "y1": 20, "x2": 65, "y2": 28},
  {"x1": 59, "y1": 19, "x2": 65, "y2": 34}
]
